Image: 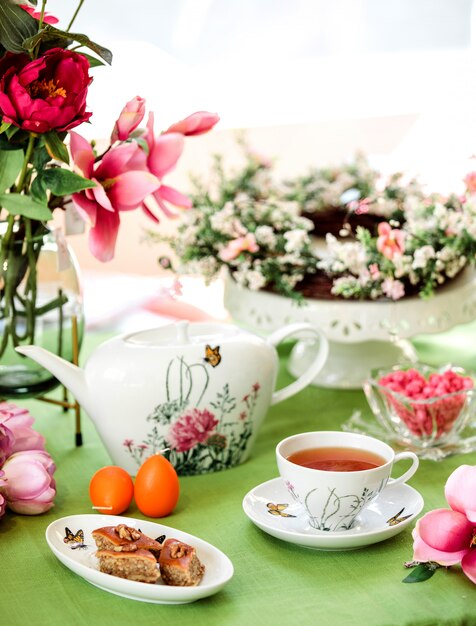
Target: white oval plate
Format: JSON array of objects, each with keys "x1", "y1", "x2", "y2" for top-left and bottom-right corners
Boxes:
[
  {"x1": 45, "y1": 514, "x2": 234, "y2": 604},
  {"x1": 242, "y1": 478, "x2": 424, "y2": 550}
]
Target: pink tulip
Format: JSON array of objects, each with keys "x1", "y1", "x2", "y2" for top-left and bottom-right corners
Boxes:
[
  {"x1": 376, "y1": 222, "x2": 405, "y2": 260},
  {"x1": 0, "y1": 471, "x2": 6, "y2": 520},
  {"x1": 70, "y1": 131, "x2": 160, "y2": 261},
  {"x1": 20, "y1": 4, "x2": 59, "y2": 24},
  {"x1": 165, "y1": 111, "x2": 219, "y2": 136},
  {"x1": 2, "y1": 450, "x2": 56, "y2": 515},
  {"x1": 412, "y1": 465, "x2": 476, "y2": 584},
  {"x1": 141, "y1": 112, "x2": 192, "y2": 220},
  {"x1": 219, "y1": 233, "x2": 259, "y2": 261},
  {"x1": 0, "y1": 423, "x2": 14, "y2": 466},
  {"x1": 111, "y1": 96, "x2": 146, "y2": 142},
  {"x1": 0, "y1": 402, "x2": 45, "y2": 453}
]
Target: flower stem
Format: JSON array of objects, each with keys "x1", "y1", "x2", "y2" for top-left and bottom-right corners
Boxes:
[{"x1": 66, "y1": 0, "x2": 84, "y2": 32}]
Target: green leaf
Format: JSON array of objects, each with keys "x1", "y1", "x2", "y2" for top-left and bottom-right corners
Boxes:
[
  {"x1": 23, "y1": 25, "x2": 112, "y2": 65},
  {"x1": 5, "y1": 125, "x2": 20, "y2": 140},
  {"x1": 30, "y1": 175, "x2": 47, "y2": 203},
  {"x1": 0, "y1": 148, "x2": 23, "y2": 192},
  {"x1": 0, "y1": 0, "x2": 38, "y2": 53},
  {"x1": 78, "y1": 52, "x2": 106, "y2": 68},
  {"x1": 402, "y1": 563, "x2": 437, "y2": 584},
  {"x1": 44, "y1": 131, "x2": 69, "y2": 165},
  {"x1": 0, "y1": 121, "x2": 11, "y2": 134},
  {"x1": 0, "y1": 193, "x2": 53, "y2": 220},
  {"x1": 42, "y1": 168, "x2": 95, "y2": 195}
]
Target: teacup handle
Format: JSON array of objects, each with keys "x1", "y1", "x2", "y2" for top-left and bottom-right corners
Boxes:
[
  {"x1": 387, "y1": 451, "x2": 419, "y2": 487},
  {"x1": 267, "y1": 322, "x2": 329, "y2": 406}
]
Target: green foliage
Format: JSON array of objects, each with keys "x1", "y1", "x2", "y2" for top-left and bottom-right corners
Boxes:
[
  {"x1": 44, "y1": 131, "x2": 70, "y2": 165},
  {"x1": 23, "y1": 25, "x2": 112, "y2": 64},
  {"x1": 41, "y1": 168, "x2": 96, "y2": 195},
  {"x1": 0, "y1": 0, "x2": 37, "y2": 53},
  {"x1": 0, "y1": 149, "x2": 23, "y2": 192},
  {"x1": 0, "y1": 192, "x2": 53, "y2": 220},
  {"x1": 402, "y1": 562, "x2": 440, "y2": 583}
]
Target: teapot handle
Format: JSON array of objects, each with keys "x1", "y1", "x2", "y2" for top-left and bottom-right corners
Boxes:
[{"x1": 267, "y1": 322, "x2": 329, "y2": 406}]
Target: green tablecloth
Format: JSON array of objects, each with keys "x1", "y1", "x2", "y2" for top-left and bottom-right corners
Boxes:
[{"x1": 2, "y1": 324, "x2": 476, "y2": 626}]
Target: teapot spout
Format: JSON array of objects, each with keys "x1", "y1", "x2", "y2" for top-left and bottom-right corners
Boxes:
[{"x1": 15, "y1": 345, "x2": 90, "y2": 415}]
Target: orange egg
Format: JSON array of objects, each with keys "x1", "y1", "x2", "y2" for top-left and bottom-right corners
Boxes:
[
  {"x1": 134, "y1": 454, "x2": 180, "y2": 518},
  {"x1": 89, "y1": 466, "x2": 134, "y2": 515}
]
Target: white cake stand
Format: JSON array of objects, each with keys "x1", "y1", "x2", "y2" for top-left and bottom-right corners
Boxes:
[{"x1": 223, "y1": 269, "x2": 476, "y2": 389}]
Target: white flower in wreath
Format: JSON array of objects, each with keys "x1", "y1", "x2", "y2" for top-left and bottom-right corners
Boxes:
[
  {"x1": 284, "y1": 229, "x2": 308, "y2": 253},
  {"x1": 412, "y1": 245, "x2": 436, "y2": 270},
  {"x1": 255, "y1": 225, "x2": 277, "y2": 247}
]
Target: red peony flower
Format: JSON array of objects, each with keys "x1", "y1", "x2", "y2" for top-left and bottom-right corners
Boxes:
[
  {"x1": 168, "y1": 409, "x2": 218, "y2": 452},
  {"x1": 0, "y1": 48, "x2": 92, "y2": 134}
]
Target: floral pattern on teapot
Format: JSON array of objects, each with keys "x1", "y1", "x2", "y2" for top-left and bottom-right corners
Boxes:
[{"x1": 123, "y1": 351, "x2": 260, "y2": 475}]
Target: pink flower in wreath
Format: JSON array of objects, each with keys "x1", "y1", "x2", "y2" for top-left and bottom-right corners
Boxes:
[
  {"x1": 168, "y1": 409, "x2": 218, "y2": 452},
  {"x1": 377, "y1": 222, "x2": 405, "y2": 260},
  {"x1": 412, "y1": 465, "x2": 476, "y2": 584},
  {"x1": 219, "y1": 233, "x2": 259, "y2": 261},
  {"x1": 464, "y1": 171, "x2": 476, "y2": 194}
]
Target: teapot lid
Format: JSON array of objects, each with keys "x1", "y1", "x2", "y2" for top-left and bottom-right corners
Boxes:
[{"x1": 123, "y1": 321, "x2": 243, "y2": 347}]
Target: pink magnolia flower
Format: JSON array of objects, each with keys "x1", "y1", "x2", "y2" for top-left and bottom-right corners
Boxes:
[
  {"x1": 70, "y1": 131, "x2": 160, "y2": 261},
  {"x1": 464, "y1": 171, "x2": 476, "y2": 194},
  {"x1": 168, "y1": 409, "x2": 218, "y2": 452},
  {"x1": 141, "y1": 112, "x2": 192, "y2": 220},
  {"x1": 165, "y1": 111, "x2": 219, "y2": 136},
  {"x1": 412, "y1": 465, "x2": 476, "y2": 584},
  {"x1": 111, "y1": 96, "x2": 146, "y2": 142},
  {"x1": 20, "y1": 4, "x2": 59, "y2": 24},
  {"x1": 0, "y1": 402, "x2": 45, "y2": 453},
  {"x1": 2, "y1": 450, "x2": 56, "y2": 515},
  {"x1": 219, "y1": 233, "x2": 259, "y2": 261},
  {"x1": 376, "y1": 222, "x2": 405, "y2": 260}
]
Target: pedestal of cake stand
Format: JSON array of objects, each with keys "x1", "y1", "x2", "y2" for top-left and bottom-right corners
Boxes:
[{"x1": 223, "y1": 268, "x2": 476, "y2": 389}]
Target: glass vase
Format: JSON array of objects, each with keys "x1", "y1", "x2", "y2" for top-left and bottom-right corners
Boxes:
[{"x1": 0, "y1": 221, "x2": 83, "y2": 397}]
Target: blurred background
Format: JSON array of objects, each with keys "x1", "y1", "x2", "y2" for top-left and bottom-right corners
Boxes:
[{"x1": 46, "y1": 0, "x2": 476, "y2": 277}]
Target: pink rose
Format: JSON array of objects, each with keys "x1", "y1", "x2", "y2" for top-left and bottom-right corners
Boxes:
[
  {"x1": 168, "y1": 409, "x2": 219, "y2": 452},
  {"x1": 0, "y1": 48, "x2": 92, "y2": 134},
  {"x1": 0, "y1": 402, "x2": 45, "y2": 453},
  {"x1": 412, "y1": 465, "x2": 476, "y2": 584},
  {"x1": 111, "y1": 96, "x2": 146, "y2": 142},
  {"x1": 2, "y1": 450, "x2": 56, "y2": 515}
]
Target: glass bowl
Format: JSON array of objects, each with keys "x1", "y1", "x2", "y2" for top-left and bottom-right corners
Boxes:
[{"x1": 363, "y1": 364, "x2": 476, "y2": 457}]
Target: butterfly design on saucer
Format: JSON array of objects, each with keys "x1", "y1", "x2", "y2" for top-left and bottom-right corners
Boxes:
[
  {"x1": 204, "y1": 345, "x2": 221, "y2": 367},
  {"x1": 266, "y1": 503, "x2": 296, "y2": 518},
  {"x1": 386, "y1": 508, "x2": 412, "y2": 526},
  {"x1": 63, "y1": 527, "x2": 87, "y2": 549}
]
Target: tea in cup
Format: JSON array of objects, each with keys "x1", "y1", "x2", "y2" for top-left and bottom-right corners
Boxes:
[{"x1": 276, "y1": 431, "x2": 419, "y2": 532}]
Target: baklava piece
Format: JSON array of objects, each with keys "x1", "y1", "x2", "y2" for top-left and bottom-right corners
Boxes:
[
  {"x1": 159, "y1": 538, "x2": 205, "y2": 586},
  {"x1": 92, "y1": 524, "x2": 163, "y2": 560},
  {"x1": 96, "y1": 548, "x2": 159, "y2": 584}
]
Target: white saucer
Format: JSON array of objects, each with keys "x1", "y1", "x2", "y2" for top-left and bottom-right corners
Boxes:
[
  {"x1": 45, "y1": 514, "x2": 234, "y2": 604},
  {"x1": 242, "y1": 478, "x2": 424, "y2": 550}
]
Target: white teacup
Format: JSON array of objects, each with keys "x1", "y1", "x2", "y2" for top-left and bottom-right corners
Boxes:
[{"x1": 276, "y1": 431, "x2": 419, "y2": 532}]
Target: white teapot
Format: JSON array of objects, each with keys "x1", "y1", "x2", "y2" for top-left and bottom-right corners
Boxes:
[{"x1": 17, "y1": 321, "x2": 328, "y2": 475}]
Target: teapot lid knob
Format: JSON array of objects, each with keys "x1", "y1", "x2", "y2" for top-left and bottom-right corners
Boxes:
[{"x1": 175, "y1": 320, "x2": 190, "y2": 345}]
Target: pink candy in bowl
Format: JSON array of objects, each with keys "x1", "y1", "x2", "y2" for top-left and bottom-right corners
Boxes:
[{"x1": 363, "y1": 365, "x2": 476, "y2": 450}]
